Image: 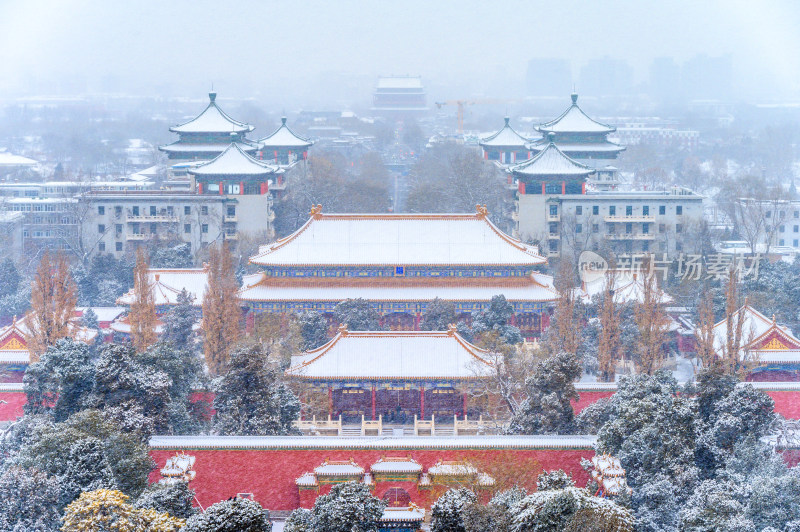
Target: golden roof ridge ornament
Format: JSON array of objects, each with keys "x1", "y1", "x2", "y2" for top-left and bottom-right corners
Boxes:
[
  {"x1": 447, "y1": 323, "x2": 458, "y2": 336},
  {"x1": 338, "y1": 323, "x2": 348, "y2": 336},
  {"x1": 310, "y1": 204, "x2": 323, "y2": 219},
  {"x1": 475, "y1": 204, "x2": 488, "y2": 219}
]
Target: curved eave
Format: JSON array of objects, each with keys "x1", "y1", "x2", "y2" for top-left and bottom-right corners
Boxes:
[
  {"x1": 537, "y1": 105, "x2": 615, "y2": 134},
  {"x1": 169, "y1": 100, "x2": 255, "y2": 134}
]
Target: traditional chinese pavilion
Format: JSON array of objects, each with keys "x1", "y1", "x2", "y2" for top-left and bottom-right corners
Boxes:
[
  {"x1": 510, "y1": 136, "x2": 596, "y2": 196},
  {"x1": 188, "y1": 143, "x2": 280, "y2": 196},
  {"x1": 238, "y1": 206, "x2": 559, "y2": 338},
  {"x1": 159, "y1": 92, "x2": 259, "y2": 165},
  {"x1": 713, "y1": 304, "x2": 800, "y2": 381},
  {"x1": 479, "y1": 117, "x2": 534, "y2": 165},
  {"x1": 528, "y1": 93, "x2": 624, "y2": 163},
  {"x1": 258, "y1": 117, "x2": 314, "y2": 166},
  {"x1": 286, "y1": 326, "x2": 497, "y2": 422}
]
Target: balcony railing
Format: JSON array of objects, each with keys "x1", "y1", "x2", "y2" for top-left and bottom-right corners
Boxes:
[
  {"x1": 126, "y1": 233, "x2": 151, "y2": 240},
  {"x1": 127, "y1": 214, "x2": 178, "y2": 222},
  {"x1": 547, "y1": 213, "x2": 560, "y2": 222},
  {"x1": 606, "y1": 233, "x2": 655, "y2": 240}
]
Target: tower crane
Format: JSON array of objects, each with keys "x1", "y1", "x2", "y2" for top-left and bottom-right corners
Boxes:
[{"x1": 434, "y1": 99, "x2": 519, "y2": 133}]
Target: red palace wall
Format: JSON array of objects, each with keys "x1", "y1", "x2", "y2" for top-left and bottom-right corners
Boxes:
[
  {"x1": 149, "y1": 437, "x2": 596, "y2": 511},
  {"x1": 0, "y1": 386, "x2": 25, "y2": 421},
  {"x1": 572, "y1": 390, "x2": 616, "y2": 414}
]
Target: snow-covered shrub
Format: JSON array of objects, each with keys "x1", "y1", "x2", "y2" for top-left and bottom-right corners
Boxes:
[{"x1": 430, "y1": 488, "x2": 478, "y2": 532}]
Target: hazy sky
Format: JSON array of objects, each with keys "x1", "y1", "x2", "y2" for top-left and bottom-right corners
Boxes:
[{"x1": 2, "y1": 0, "x2": 799, "y2": 104}]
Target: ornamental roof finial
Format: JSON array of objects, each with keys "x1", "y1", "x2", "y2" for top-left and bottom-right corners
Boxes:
[
  {"x1": 338, "y1": 323, "x2": 348, "y2": 336},
  {"x1": 548, "y1": 131, "x2": 556, "y2": 144},
  {"x1": 475, "y1": 204, "x2": 488, "y2": 219},
  {"x1": 447, "y1": 323, "x2": 458, "y2": 336},
  {"x1": 281, "y1": 116, "x2": 287, "y2": 125},
  {"x1": 504, "y1": 116, "x2": 510, "y2": 126},
  {"x1": 571, "y1": 91, "x2": 578, "y2": 104},
  {"x1": 310, "y1": 204, "x2": 323, "y2": 219},
  {"x1": 209, "y1": 91, "x2": 217, "y2": 103}
]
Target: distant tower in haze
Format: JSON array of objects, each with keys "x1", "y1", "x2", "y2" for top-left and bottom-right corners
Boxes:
[{"x1": 371, "y1": 76, "x2": 428, "y2": 116}]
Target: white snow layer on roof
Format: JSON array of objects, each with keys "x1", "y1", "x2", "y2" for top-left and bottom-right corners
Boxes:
[
  {"x1": 170, "y1": 97, "x2": 254, "y2": 134},
  {"x1": 574, "y1": 272, "x2": 674, "y2": 305},
  {"x1": 0, "y1": 152, "x2": 38, "y2": 166},
  {"x1": 712, "y1": 305, "x2": 800, "y2": 357},
  {"x1": 539, "y1": 102, "x2": 615, "y2": 134},
  {"x1": 480, "y1": 122, "x2": 530, "y2": 147},
  {"x1": 510, "y1": 143, "x2": 595, "y2": 177},
  {"x1": 117, "y1": 268, "x2": 208, "y2": 306},
  {"x1": 376, "y1": 77, "x2": 423, "y2": 89},
  {"x1": 287, "y1": 331, "x2": 494, "y2": 380},
  {"x1": 239, "y1": 274, "x2": 558, "y2": 303},
  {"x1": 160, "y1": 141, "x2": 258, "y2": 153},
  {"x1": 250, "y1": 214, "x2": 545, "y2": 266},
  {"x1": 260, "y1": 122, "x2": 313, "y2": 148},
  {"x1": 530, "y1": 141, "x2": 624, "y2": 153},
  {"x1": 314, "y1": 462, "x2": 364, "y2": 476},
  {"x1": 188, "y1": 144, "x2": 277, "y2": 176},
  {"x1": 149, "y1": 435, "x2": 598, "y2": 449},
  {"x1": 371, "y1": 459, "x2": 423, "y2": 473},
  {"x1": 382, "y1": 507, "x2": 425, "y2": 521}
]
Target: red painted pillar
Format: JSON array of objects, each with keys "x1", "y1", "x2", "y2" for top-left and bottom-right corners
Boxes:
[
  {"x1": 328, "y1": 386, "x2": 333, "y2": 417},
  {"x1": 371, "y1": 385, "x2": 376, "y2": 420},
  {"x1": 239, "y1": 181, "x2": 244, "y2": 195},
  {"x1": 198, "y1": 183, "x2": 203, "y2": 194},
  {"x1": 541, "y1": 181, "x2": 546, "y2": 194},
  {"x1": 561, "y1": 181, "x2": 566, "y2": 194},
  {"x1": 420, "y1": 387, "x2": 425, "y2": 419},
  {"x1": 582, "y1": 181, "x2": 586, "y2": 194},
  {"x1": 518, "y1": 181, "x2": 526, "y2": 194},
  {"x1": 219, "y1": 181, "x2": 224, "y2": 195}
]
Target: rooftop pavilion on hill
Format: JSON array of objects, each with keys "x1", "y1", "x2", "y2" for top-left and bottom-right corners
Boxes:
[
  {"x1": 258, "y1": 117, "x2": 314, "y2": 166},
  {"x1": 239, "y1": 205, "x2": 558, "y2": 338},
  {"x1": 528, "y1": 93, "x2": 625, "y2": 162},
  {"x1": 159, "y1": 92, "x2": 259, "y2": 165},
  {"x1": 479, "y1": 117, "x2": 535, "y2": 166}
]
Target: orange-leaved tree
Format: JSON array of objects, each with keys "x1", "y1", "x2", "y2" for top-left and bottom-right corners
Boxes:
[
  {"x1": 128, "y1": 248, "x2": 157, "y2": 351},
  {"x1": 27, "y1": 251, "x2": 77, "y2": 360},
  {"x1": 202, "y1": 242, "x2": 242, "y2": 374}
]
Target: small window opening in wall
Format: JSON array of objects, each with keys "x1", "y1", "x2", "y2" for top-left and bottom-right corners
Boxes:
[{"x1": 236, "y1": 493, "x2": 254, "y2": 500}]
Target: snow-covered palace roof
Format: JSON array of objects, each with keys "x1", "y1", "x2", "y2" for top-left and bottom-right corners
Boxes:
[
  {"x1": 169, "y1": 92, "x2": 255, "y2": 134},
  {"x1": 479, "y1": 117, "x2": 532, "y2": 148},
  {"x1": 249, "y1": 205, "x2": 546, "y2": 267},
  {"x1": 117, "y1": 267, "x2": 208, "y2": 307},
  {"x1": 259, "y1": 117, "x2": 313, "y2": 149},
  {"x1": 188, "y1": 143, "x2": 278, "y2": 177},
  {"x1": 712, "y1": 304, "x2": 800, "y2": 364},
  {"x1": 537, "y1": 93, "x2": 615, "y2": 134},
  {"x1": 286, "y1": 326, "x2": 496, "y2": 381},
  {"x1": 509, "y1": 140, "x2": 595, "y2": 178}
]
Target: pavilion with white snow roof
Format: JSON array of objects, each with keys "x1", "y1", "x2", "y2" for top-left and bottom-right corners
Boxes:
[
  {"x1": 159, "y1": 92, "x2": 259, "y2": 167},
  {"x1": 239, "y1": 205, "x2": 558, "y2": 338},
  {"x1": 286, "y1": 325, "x2": 497, "y2": 422},
  {"x1": 258, "y1": 117, "x2": 314, "y2": 166},
  {"x1": 479, "y1": 117, "x2": 535, "y2": 166}
]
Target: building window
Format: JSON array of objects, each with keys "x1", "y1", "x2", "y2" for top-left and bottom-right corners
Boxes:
[
  {"x1": 576, "y1": 224, "x2": 582, "y2": 233},
  {"x1": 150, "y1": 223, "x2": 157, "y2": 234},
  {"x1": 607, "y1": 224, "x2": 615, "y2": 234},
  {"x1": 642, "y1": 224, "x2": 649, "y2": 234},
  {"x1": 676, "y1": 224, "x2": 683, "y2": 233},
  {"x1": 780, "y1": 239, "x2": 785, "y2": 246},
  {"x1": 575, "y1": 206, "x2": 582, "y2": 215},
  {"x1": 795, "y1": 211, "x2": 799, "y2": 219},
  {"x1": 201, "y1": 206, "x2": 209, "y2": 216},
  {"x1": 98, "y1": 242, "x2": 105, "y2": 252},
  {"x1": 185, "y1": 206, "x2": 191, "y2": 215},
  {"x1": 766, "y1": 210, "x2": 772, "y2": 218},
  {"x1": 592, "y1": 205, "x2": 599, "y2": 215},
  {"x1": 549, "y1": 240, "x2": 558, "y2": 252},
  {"x1": 659, "y1": 223, "x2": 666, "y2": 233},
  {"x1": 659, "y1": 205, "x2": 666, "y2": 215},
  {"x1": 626, "y1": 205, "x2": 632, "y2": 216},
  {"x1": 115, "y1": 206, "x2": 122, "y2": 216},
  {"x1": 201, "y1": 224, "x2": 208, "y2": 233},
  {"x1": 549, "y1": 205, "x2": 558, "y2": 216},
  {"x1": 795, "y1": 225, "x2": 799, "y2": 232},
  {"x1": 795, "y1": 239, "x2": 799, "y2": 247},
  {"x1": 98, "y1": 206, "x2": 105, "y2": 215},
  {"x1": 780, "y1": 211, "x2": 786, "y2": 219},
  {"x1": 132, "y1": 206, "x2": 139, "y2": 216},
  {"x1": 676, "y1": 205, "x2": 683, "y2": 215},
  {"x1": 643, "y1": 205, "x2": 649, "y2": 216},
  {"x1": 609, "y1": 206, "x2": 616, "y2": 216},
  {"x1": 625, "y1": 241, "x2": 632, "y2": 252},
  {"x1": 227, "y1": 206, "x2": 236, "y2": 217},
  {"x1": 116, "y1": 242, "x2": 123, "y2": 252},
  {"x1": 116, "y1": 224, "x2": 122, "y2": 234},
  {"x1": 592, "y1": 224, "x2": 599, "y2": 233},
  {"x1": 625, "y1": 223, "x2": 632, "y2": 234},
  {"x1": 676, "y1": 241, "x2": 683, "y2": 251},
  {"x1": 549, "y1": 223, "x2": 558, "y2": 234},
  {"x1": 98, "y1": 224, "x2": 105, "y2": 234},
  {"x1": 149, "y1": 206, "x2": 155, "y2": 216},
  {"x1": 642, "y1": 241, "x2": 650, "y2": 252},
  {"x1": 780, "y1": 225, "x2": 786, "y2": 232},
  {"x1": 184, "y1": 224, "x2": 191, "y2": 234}
]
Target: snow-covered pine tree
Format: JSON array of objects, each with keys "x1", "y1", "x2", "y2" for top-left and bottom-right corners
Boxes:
[
  {"x1": 182, "y1": 498, "x2": 271, "y2": 532},
  {"x1": 311, "y1": 481, "x2": 385, "y2": 532},
  {"x1": 430, "y1": 488, "x2": 477, "y2": 532}
]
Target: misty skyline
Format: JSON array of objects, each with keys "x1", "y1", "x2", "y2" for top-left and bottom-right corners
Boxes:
[{"x1": 2, "y1": 0, "x2": 799, "y2": 106}]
